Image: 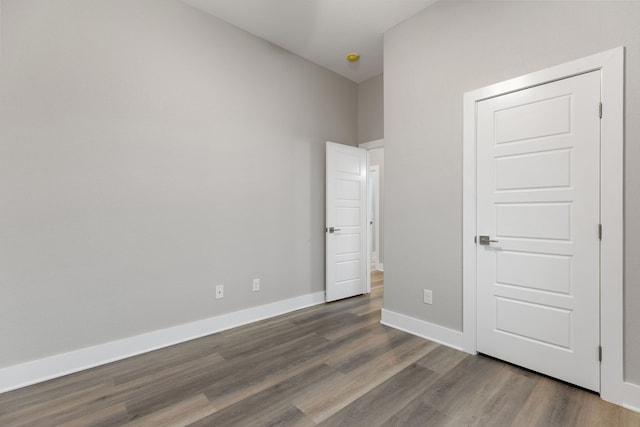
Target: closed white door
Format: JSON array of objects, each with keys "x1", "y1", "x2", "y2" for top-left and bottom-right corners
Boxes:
[
  {"x1": 476, "y1": 71, "x2": 601, "y2": 391},
  {"x1": 326, "y1": 142, "x2": 367, "y2": 302}
]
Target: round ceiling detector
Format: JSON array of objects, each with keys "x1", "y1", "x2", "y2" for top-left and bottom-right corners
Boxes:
[{"x1": 346, "y1": 52, "x2": 360, "y2": 63}]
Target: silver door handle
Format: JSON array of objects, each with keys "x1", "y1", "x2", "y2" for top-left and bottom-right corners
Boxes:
[
  {"x1": 328, "y1": 227, "x2": 342, "y2": 233},
  {"x1": 478, "y1": 235, "x2": 499, "y2": 245}
]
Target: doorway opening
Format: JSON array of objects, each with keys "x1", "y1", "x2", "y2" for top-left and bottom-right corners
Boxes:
[
  {"x1": 360, "y1": 139, "x2": 384, "y2": 294},
  {"x1": 325, "y1": 139, "x2": 384, "y2": 302}
]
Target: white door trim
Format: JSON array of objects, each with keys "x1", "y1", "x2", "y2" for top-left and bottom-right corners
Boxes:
[
  {"x1": 359, "y1": 139, "x2": 384, "y2": 150},
  {"x1": 462, "y1": 48, "x2": 625, "y2": 405}
]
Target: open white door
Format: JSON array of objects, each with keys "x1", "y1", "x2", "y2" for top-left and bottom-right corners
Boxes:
[{"x1": 326, "y1": 142, "x2": 367, "y2": 302}]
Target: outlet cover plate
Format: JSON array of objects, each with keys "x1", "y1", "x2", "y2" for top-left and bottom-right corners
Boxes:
[{"x1": 423, "y1": 289, "x2": 433, "y2": 305}]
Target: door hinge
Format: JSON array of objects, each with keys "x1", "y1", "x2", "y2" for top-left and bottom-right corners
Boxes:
[
  {"x1": 599, "y1": 224, "x2": 603, "y2": 240},
  {"x1": 599, "y1": 345, "x2": 603, "y2": 362},
  {"x1": 474, "y1": 235, "x2": 477, "y2": 244},
  {"x1": 599, "y1": 102, "x2": 603, "y2": 118}
]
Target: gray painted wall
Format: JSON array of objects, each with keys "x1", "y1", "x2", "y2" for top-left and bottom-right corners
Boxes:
[
  {"x1": 384, "y1": 1, "x2": 640, "y2": 384},
  {"x1": 358, "y1": 74, "x2": 384, "y2": 144},
  {"x1": 0, "y1": 0, "x2": 357, "y2": 368}
]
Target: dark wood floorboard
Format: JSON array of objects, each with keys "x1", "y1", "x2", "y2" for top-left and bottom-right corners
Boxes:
[{"x1": 1, "y1": 270, "x2": 639, "y2": 426}]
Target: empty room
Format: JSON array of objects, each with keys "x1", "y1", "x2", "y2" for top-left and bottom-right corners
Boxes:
[{"x1": 1, "y1": 0, "x2": 640, "y2": 425}]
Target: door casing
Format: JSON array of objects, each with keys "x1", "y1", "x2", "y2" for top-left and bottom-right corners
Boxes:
[{"x1": 462, "y1": 48, "x2": 624, "y2": 404}]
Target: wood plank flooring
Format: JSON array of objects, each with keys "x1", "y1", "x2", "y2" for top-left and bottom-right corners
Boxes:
[{"x1": 1, "y1": 270, "x2": 639, "y2": 426}]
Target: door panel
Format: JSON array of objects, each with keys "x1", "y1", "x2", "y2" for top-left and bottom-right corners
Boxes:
[
  {"x1": 336, "y1": 207, "x2": 360, "y2": 226},
  {"x1": 326, "y1": 142, "x2": 367, "y2": 302},
  {"x1": 495, "y1": 203, "x2": 571, "y2": 240},
  {"x1": 336, "y1": 179, "x2": 361, "y2": 200},
  {"x1": 494, "y1": 95, "x2": 571, "y2": 143},
  {"x1": 495, "y1": 297, "x2": 572, "y2": 348},
  {"x1": 495, "y1": 149, "x2": 571, "y2": 190},
  {"x1": 496, "y1": 251, "x2": 571, "y2": 294},
  {"x1": 476, "y1": 71, "x2": 601, "y2": 391}
]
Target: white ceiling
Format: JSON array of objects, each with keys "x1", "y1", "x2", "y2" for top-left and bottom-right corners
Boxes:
[{"x1": 181, "y1": 0, "x2": 439, "y2": 83}]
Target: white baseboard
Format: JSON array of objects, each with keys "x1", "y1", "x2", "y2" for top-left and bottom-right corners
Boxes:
[
  {"x1": 0, "y1": 291, "x2": 325, "y2": 394},
  {"x1": 381, "y1": 309, "x2": 465, "y2": 351},
  {"x1": 624, "y1": 381, "x2": 640, "y2": 413}
]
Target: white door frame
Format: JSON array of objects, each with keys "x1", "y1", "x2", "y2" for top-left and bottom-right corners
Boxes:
[{"x1": 462, "y1": 48, "x2": 624, "y2": 404}]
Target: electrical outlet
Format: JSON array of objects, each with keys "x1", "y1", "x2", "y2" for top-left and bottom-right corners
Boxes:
[
  {"x1": 215, "y1": 284, "x2": 224, "y2": 299},
  {"x1": 423, "y1": 289, "x2": 433, "y2": 305},
  {"x1": 253, "y1": 278, "x2": 260, "y2": 292}
]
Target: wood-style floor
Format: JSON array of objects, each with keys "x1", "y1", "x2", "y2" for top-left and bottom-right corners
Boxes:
[{"x1": 1, "y1": 271, "x2": 639, "y2": 426}]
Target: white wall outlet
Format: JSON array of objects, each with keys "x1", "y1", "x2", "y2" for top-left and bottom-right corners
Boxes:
[
  {"x1": 423, "y1": 289, "x2": 433, "y2": 305},
  {"x1": 252, "y1": 278, "x2": 260, "y2": 292},
  {"x1": 215, "y1": 284, "x2": 224, "y2": 299}
]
